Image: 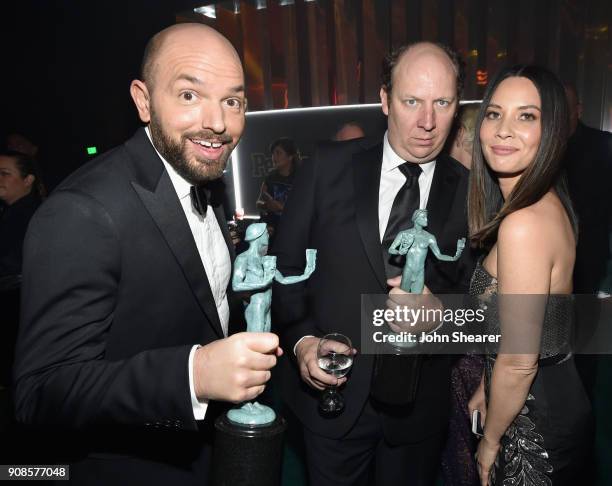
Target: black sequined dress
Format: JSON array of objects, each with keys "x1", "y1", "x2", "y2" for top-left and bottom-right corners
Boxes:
[{"x1": 469, "y1": 260, "x2": 593, "y2": 486}]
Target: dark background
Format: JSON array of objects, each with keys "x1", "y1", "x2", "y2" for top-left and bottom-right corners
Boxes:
[
  {"x1": 0, "y1": 0, "x2": 195, "y2": 189},
  {"x1": 1, "y1": 0, "x2": 610, "y2": 193}
]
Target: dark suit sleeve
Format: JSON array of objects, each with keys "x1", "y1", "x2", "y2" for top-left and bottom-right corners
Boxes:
[
  {"x1": 14, "y1": 190, "x2": 198, "y2": 431},
  {"x1": 271, "y1": 152, "x2": 319, "y2": 357}
]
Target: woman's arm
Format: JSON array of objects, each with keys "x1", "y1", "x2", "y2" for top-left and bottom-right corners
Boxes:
[{"x1": 477, "y1": 210, "x2": 552, "y2": 484}]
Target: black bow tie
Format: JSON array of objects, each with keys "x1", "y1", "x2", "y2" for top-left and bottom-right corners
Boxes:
[{"x1": 190, "y1": 180, "x2": 224, "y2": 216}]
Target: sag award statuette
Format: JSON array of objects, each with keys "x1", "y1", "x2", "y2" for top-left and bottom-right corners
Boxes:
[
  {"x1": 389, "y1": 209, "x2": 465, "y2": 294},
  {"x1": 370, "y1": 209, "x2": 465, "y2": 406},
  {"x1": 212, "y1": 223, "x2": 316, "y2": 486},
  {"x1": 385, "y1": 208, "x2": 465, "y2": 348}
]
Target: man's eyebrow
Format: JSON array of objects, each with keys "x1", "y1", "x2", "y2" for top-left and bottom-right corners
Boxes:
[
  {"x1": 174, "y1": 75, "x2": 244, "y2": 95},
  {"x1": 175, "y1": 74, "x2": 203, "y2": 85},
  {"x1": 228, "y1": 85, "x2": 245, "y2": 94},
  {"x1": 401, "y1": 95, "x2": 455, "y2": 101}
]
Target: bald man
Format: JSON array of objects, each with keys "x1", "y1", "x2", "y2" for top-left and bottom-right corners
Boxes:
[
  {"x1": 272, "y1": 42, "x2": 477, "y2": 485},
  {"x1": 14, "y1": 24, "x2": 280, "y2": 485}
]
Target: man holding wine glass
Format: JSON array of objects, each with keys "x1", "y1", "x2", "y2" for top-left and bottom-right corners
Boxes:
[
  {"x1": 317, "y1": 334, "x2": 355, "y2": 414},
  {"x1": 272, "y1": 41, "x2": 477, "y2": 485}
]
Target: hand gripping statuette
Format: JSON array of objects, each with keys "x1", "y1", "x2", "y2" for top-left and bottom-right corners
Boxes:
[
  {"x1": 389, "y1": 209, "x2": 465, "y2": 294},
  {"x1": 229, "y1": 222, "x2": 317, "y2": 425}
]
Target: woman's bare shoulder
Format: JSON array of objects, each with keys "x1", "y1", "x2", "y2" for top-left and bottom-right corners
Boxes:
[
  {"x1": 499, "y1": 193, "x2": 568, "y2": 243},
  {"x1": 498, "y1": 206, "x2": 542, "y2": 244}
]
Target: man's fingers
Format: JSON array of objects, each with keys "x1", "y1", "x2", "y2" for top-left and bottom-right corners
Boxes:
[
  {"x1": 247, "y1": 352, "x2": 278, "y2": 371},
  {"x1": 387, "y1": 289, "x2": 410, "y2": 307},
  {"x1": 244, "y1": 384, "x2": 266, "y2": 402},
  {"x1": 299, "y1": 364, "x2": 325, "y2": 390},
  {"x1": 305, "y1": 376, "x2": 325, "y2": 391},
  {"x1": 388, "y1": 321, "x2": 403, "y2": 333},
  {"x1": 241, "y1": 370, "x2": 272, "y2": 388},
  {"x1": 241, "y1": 332, "x2": 280, "y2": 354},
  {"x1": 307, "y1": 361, "x2": 339, "y2": 386},
  {"x1": 386, "y1": 276, "x2": 402, "y2": 288},
  {"x1": 320, "y1": 340, "x2": 352, "y2": 354},
  {"x1": 311, "y1": 375, "x2": 347, "y2": 389},
  {"x1": 300, "y1": 362, "x2": 349, "y2": 391}
]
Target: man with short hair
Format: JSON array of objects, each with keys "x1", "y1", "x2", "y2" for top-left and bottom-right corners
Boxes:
[
  {"x1": 14, "y1": 23, "x2": 280, "y2": 485},
  {"x1": 272, "y1": 42, "x2": 477, "y2": 485},
  {"x1": 562, "y1": 84, "x2": 612, "y2": 486},
  {"x1": 332, "y1": 121, "x2": 366, "y2": 142},
  {"x1": 562, "y1": 82, "x2": 611, "y2": 295}
]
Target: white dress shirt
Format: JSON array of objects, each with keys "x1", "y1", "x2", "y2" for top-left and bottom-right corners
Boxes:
[
  {"x1": 378, "y1": 131, "x2": 436, "y2": 241},
  {"x1": 145, "y1": 127, "x2": 231, "y2": 420}
]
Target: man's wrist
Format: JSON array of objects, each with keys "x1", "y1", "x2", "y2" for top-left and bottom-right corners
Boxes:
[
  {"x1": 189, "y1": 345, "x2": 209, "y2": 420},
  {"x1": 293, "y1": 335, "x2": 316, "y2": 356}
]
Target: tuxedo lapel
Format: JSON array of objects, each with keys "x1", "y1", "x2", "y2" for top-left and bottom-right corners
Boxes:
[
  {"x1": 425, "y1": 154, "x2": 460, "y2": 239},
  {"x1": 352, "y1": 143, "x2": 387, "y2": 290},
  {"x1": 125, "y1": 129, "x2": 225, "y2": 339}
]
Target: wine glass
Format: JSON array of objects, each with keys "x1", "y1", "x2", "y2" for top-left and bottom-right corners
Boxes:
[{"x1": 317, "y1": 333, "x2": 354, "y2": 413}]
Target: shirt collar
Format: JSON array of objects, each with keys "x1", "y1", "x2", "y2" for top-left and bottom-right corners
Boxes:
[
  {"x1": 144, "y1": 126, "x2": 191, "y2": 200},
  {"x1": 382, "y1": 131, "x2": 436, "y2": 177}
]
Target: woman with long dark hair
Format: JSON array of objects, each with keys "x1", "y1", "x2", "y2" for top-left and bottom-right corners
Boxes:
[
  {"x1": 0, "y1": 150, "x2": 45, "y2": 277},
  {"x1": 0, "y1": 150, "x2": 44, "y2": 393},
  {"x1": 466, "y1": 66, "x2": 592, "y2": 485}
]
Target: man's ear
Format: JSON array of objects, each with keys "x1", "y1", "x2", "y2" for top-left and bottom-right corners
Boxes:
[
  {"x1": 130, "y1": 80, "x2": 151, "y2": 123},
  {"x1": 380, "y1": 87, "x2": 389, "y2": 116},
  {"x1": 24, "y1": 174, "x2": 35, "y2": 189}
]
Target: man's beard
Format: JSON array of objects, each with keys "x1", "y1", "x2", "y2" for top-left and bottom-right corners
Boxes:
[{"x1": 149, "y1": 108, "x2": 235, "y2": 185}]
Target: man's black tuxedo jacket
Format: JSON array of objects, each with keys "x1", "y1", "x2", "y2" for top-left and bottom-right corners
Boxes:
[
  {"x1": 13, "y1": 129, "x2": 241, "y2": 485},
  {"x1": 272, "y1": 138, "x2": 476, "y2": 444},
  {"x1": 563, "y1": 121, "x2": 612, "y2": 293}
]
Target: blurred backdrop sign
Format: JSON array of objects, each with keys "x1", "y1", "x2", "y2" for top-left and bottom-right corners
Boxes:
[{"x1": 226, "y1": 103, "x2": 386, "y2": 218}]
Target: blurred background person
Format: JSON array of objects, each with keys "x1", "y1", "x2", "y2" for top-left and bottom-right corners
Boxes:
[
  {"x1": 257, "y1": 137, "x2": 299, "y2": 237},
  {"x1": 562, "y1": 82, "x2": 611, "y2": 297},
  {"x1": 4, "y1": 132, "x2": 49, "y2": 196},
  {"x1": 0, "y1": 150, "x2": 45, "y2": 432},
  {"x1": 447, "y1": 103, "x2": 480, "y2": 170},
  {"x1": 0, "y1": 150, "x2": 44, "y2": 278},
  {"x1": 332, "y1": 121, "x2": 365, "y2": 142},
  {"x1": 563, "y1": 81, "x2": 612, "y2": 485}
]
